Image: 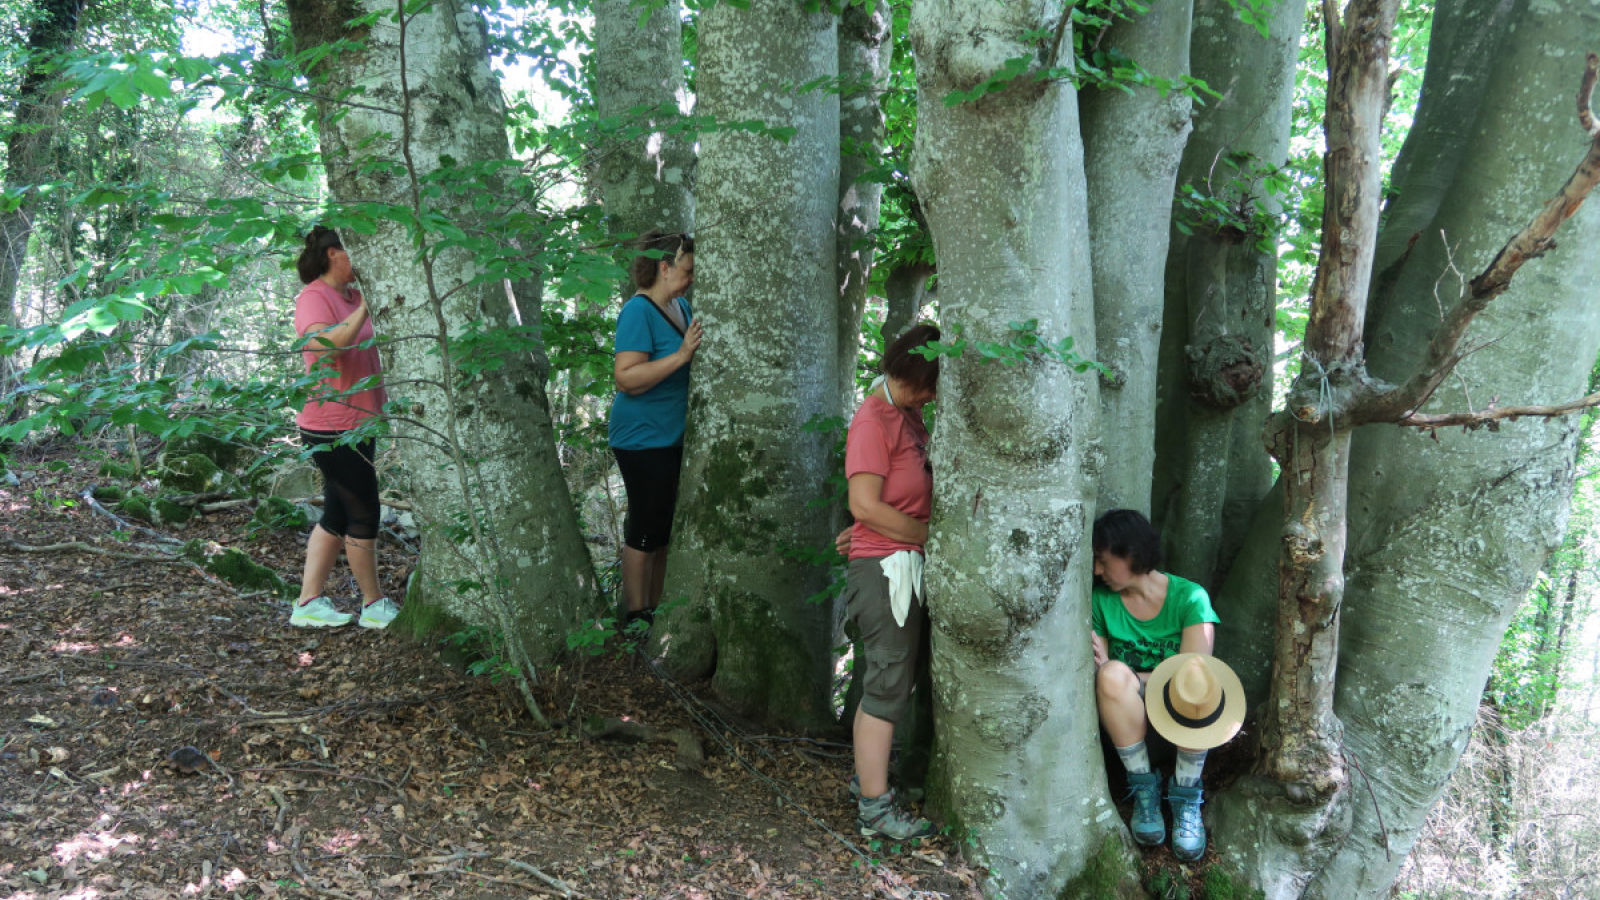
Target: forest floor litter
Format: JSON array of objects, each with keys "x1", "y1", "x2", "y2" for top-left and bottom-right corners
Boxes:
[
  {"x1": 1, "y1": 439, "x2": 1222, "y2": 899},
  {"x1": 0, "y1": 441, "x2": 990, "y2": 900}
]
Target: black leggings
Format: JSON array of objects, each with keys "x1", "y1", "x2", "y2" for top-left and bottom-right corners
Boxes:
[
  {"x1": 612, "y1": 445, "x2": 683, "y2": 552},
  {"x1": 301, "y1": 429, "x2": 379, "y2": 541}
]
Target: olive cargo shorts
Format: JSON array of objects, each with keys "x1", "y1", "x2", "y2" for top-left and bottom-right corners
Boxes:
[{"x1": 845, "y1": 555, "x2": 926, "y2": 724}]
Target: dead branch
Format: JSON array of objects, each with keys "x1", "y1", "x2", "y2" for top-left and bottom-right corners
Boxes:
[
  {"x1": 495, "y1": 857, "x2": 585, "y2": 898},
  {"x1": 0, "y1": 539, "x2": 185, "y2": 564},
  {"x1": 1398, "y1": 391, "x2": 1600, "y2": 430},
  {"x1": 236, "y1": 687, "x2": 474, "y2": 726},
  {"x1": 1365, "y1": 54, "x2": 1600, "y2": 423},
  {"x1": 79, "y1": 488, "x2": 184, "y2": 546},
  {"x1": 268, "y1": 786, "x2": 290, "y2": 833}
]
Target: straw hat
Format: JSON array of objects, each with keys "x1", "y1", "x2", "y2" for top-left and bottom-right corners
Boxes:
[{"x1": 1144, "y1": 653, "x2": 1245, "y2": 750}]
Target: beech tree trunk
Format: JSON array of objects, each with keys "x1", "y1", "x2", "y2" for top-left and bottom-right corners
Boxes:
[
  {"x1": 835, "y1": 2, "x2": 891, "y2": 409},
  {"x1": 591, "y1": 0, "x2": 694, "y2": 241},
  {"x1": 1081, "y1": 0, "x2": 1194, "y2": 516},
  {"x1": 1305, "y1": 1, "x2": 1600, "y2": 895},
  {"x1": 1210, "y1": 3, "x2": 1600, "y2": 897},
  {"x1": 655, "y1": 0, "x2": 841, "y2": 729},
  {"x1": 1209, "y1": 4, "x2": 1400, "y2": 894},
  {"x1": 1154, "y1": 0, "x2": 1306, "y2": 587},
  {"x1": 285, "y1": 0, "x2": 600, "y2": 670},
  {"x1": 911, "y1": 3, "x2": 1134, "y2": 896}
]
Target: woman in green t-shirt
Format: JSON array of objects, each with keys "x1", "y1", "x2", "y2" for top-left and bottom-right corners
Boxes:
[{"x1": 1090, "y1": 509, "x2": 1223, "y2": 861}]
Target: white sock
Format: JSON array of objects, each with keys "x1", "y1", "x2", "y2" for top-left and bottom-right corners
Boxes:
[
  {"x1": 1115, "y1": 741, "x2": 1151, "y2": 775},
  {"x1": 1175, "y1": 748, "x2": 1207, "y2": 787}
]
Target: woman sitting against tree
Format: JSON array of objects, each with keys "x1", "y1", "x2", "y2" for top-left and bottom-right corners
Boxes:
[
  {"x1": 843, "y1": 324, "x2": 941, "y2": 840},
  {"x1": 290, "y1": 225, "x2": 397, "y2": 630},
  {"x1": 609, "y1": 231, "x2": 701, "y2": 630},
  {"x1": 1091, "y1": 508, "x2": 1241, "y2": 860}
]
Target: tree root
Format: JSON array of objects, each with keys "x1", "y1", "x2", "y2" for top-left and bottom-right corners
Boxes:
[{"x1": 582, "y1": 715, "x2": 705, "y2": 771}]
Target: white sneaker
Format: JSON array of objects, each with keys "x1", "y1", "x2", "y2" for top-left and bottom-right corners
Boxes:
[
  {"x1": 290, "y1": 596, "x2": 354, "y2": 628},
  {"x1": 358, "y1": 597, "x2": 400, "y2": 629}
]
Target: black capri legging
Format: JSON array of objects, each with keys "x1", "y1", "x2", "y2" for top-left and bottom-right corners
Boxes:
[
  {"x1": 301, "y1": 429, "x2": 379, "y2": 541},
  {"x1": 612, "y1": 445, "x2": 683, "y2": 552}
]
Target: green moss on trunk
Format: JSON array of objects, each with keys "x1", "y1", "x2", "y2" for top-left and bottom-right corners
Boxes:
[{"x1": 1056, "y1": 836, "x2": 1143, "y2": 900}]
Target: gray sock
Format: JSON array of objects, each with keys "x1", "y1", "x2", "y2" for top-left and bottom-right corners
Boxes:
[
  {"x1": 1115, "y1": 741, "x2": 1151, "y2": 775},
  {"x1": 1174, "y1": 748, "x2": 1207, "y2": 787}
]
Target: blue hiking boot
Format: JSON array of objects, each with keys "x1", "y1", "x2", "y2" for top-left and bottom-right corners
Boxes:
[
  {"x1": 1167, "y1": 783, "x2": 1206, "y2": 861},
  {"x1": 1125, "y1": 771, "x2": 1165, "y2": 846}
]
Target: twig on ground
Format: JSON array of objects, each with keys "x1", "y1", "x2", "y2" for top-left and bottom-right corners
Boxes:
[
  {"x1": 496, "y1": 857, "x2": 585, "y2": 898},
  {"x1": 268, "y1": 786, "x2": 290, "y2": 833},
  {"x1": 1, "y1": 539, "x2": 186, "y2": 563}
]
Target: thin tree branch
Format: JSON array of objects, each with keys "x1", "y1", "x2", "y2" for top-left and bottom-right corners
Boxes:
[
  {"x1": 1361, "y1": 54, "x2": 1600, "y2": 423},
  {"x1": 1397, "y1": 391, "x2": 1600, "y2": 430}
]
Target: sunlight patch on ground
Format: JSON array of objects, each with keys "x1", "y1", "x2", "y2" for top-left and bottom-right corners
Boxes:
[
  {"x1": 321, "y1": 828, "x2": 363, "y2": 854},
  {"x1": 53, "y1": 828, "x2": 139, "y2": 865},
  {"x1": 49, "y1": 641, "x2": 102, "y2": 654}
]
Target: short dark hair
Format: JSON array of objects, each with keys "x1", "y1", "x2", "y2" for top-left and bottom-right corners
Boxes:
[
  {"x1": 629, "y1": 230, "x2": 695, "y2": 290},
  {"x1": 1092, "y1": 508, "x2": 1162, "y2": 575},
  {"x1": 297, "y1": 226, "x2": 343, "y2": 284},
  {"x1": 882, "y1": 323, "x2": 940, "y2": 395}
]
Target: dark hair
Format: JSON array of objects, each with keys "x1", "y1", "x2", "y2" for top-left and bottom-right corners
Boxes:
[
  {"x1": 297, "y1": 226, "x2": 344, "y2": 284},
  {"x1": 881, "y1": 323, "x2": 941, "y2": 395},
  {"x1": 1092, "y1": 508, "x2": 1162, "y2": 575},
  {"x1": 629, "y1": 230, "x2": 695, "y2": 290}
]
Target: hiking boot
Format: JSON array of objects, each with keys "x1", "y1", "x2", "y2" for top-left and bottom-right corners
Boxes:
[
  {"x1": 857, "y1": 788, "x2": 936, "y2": 840},
  {"x1": 1125, "y1": 771, "x2": 1165, "y2": 846},
  {"x1": 1168, "y1": 783, "x2": 1206, "y2": 861},
  {"x1": 290, "y1": 596, "x2": 353, "y2": 628},
  {"x1": 358, "y1": 597, "x2": 400, "y2": 629}
]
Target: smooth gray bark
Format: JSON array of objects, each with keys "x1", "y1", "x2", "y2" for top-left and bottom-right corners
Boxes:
[
  {"x1": 1153, "y1": 0, "x2": 1306, "y2": 587},
  {"x1": 1307, "y1": 2, "x2": 1600, "y2": 896},
  {"x1": 911, "y1": 3, "x2": 1132, "y2": 896},
  {"x1": 591, "y1": 0, "x2": 694, "y2": 241},
  {"x1": 1082, "y1": 0, "x2": 1194, "y2": 516},
  {"x1": 655, "y1": 0, "x2": 841, "y2": 728},
  {"x1": 882, "y1": 260, "x2": 934, "y2": 343},
  {"x1": 286, "y1": 0, "x2": 600, "y2": 670},
  {"x1": 835, "y1": 2, "x2": 891, "y2": 409}
]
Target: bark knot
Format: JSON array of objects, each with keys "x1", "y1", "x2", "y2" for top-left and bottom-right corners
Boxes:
[{"x1": 1185, "y1": 335, "x2": 1265, "y2": 408}]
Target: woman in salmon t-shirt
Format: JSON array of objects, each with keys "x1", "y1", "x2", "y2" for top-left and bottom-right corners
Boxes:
[
  {"x1": 288, "y1": 226, "x2": 395, "y2": 630},
  {"x1": 842, "y1": 323, "x2": 940, "y2": 842}
]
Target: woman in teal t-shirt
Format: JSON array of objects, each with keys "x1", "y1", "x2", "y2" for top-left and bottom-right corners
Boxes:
[
  {"x1": 610, "y1": 231, "x2": 701, "y2": 629},
  {"x1": 1091, "y1": 509, "x2": 1221, "y2": 861}
]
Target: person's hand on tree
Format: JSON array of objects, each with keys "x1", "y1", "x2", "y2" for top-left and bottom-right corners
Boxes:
[
  {"x1": 1091, "y1": 632, "x2": 1109, "y2": 668},
  {"x1": 678, "y1": 320, "x2": 703, "y2": 361},
  {"x1": 834, "y1": 526, "x2": 851, "y2": 558}
]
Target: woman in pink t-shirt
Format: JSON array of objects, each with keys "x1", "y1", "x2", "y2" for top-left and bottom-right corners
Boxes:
[
  {"x1": 842, "y1": 323, "x2": 940, "y2": 841},
  {"x1": 288, "y1": 226, "x2": 395, "y2": 630}
]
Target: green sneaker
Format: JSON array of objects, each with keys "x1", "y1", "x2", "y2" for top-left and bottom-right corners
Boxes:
[
  {"x1": 290, "y1": 596, "x2": 353, "y2": 628},
  {"x1": 358, "y1": 598, "x2": 400, "y2": 629},
  {"x1": 1126, "y1": 771, "x2": 1165, "y2": 846},
  {"x1": 1168, "y1": 783, "x2": 1206, "y2": 861},
  {"x1": 858, "y1": 789, "x2": 936, "y2": 840}
]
